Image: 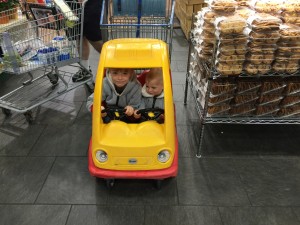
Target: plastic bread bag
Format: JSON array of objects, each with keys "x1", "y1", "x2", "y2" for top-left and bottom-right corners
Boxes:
[
  {"x1": 198, "y1": 7, "x2": 217, "y2": 24},
  {"x1": 214, "y1": 14, "x2": 247, "y2": 35},
  {"x1": 282, "y1": 0, "x2": 300, "y2": 13},
  {"x1": 247, "y1": 13, "x2": 282, "y2": 32},
  {"x1": 251, "y1": 0, "x2": 283, "y2": 14},
  {"x1": 194, "y1": 18, "x2": 216, "y2": 34},
  {"x1": 245, "y1": 28, "x2": 280, "y2": 45},
  {"x1": 216, "y1": 51, "x2": 246, "y2": 64},
  {"x1": 217, "y1": 42, "x2": 247, "y2": 55},
  {"x1": 216, "y1": 61, "x2": 243, "y2": 76},
  {"x1": 281, "y1": 11, "x2": 300, "y2": 25},
  {"x1": 279, "y1": 23, "x2": 300, "y2": 43},
  {"x1": 235, "y1": 6, "x2": 255, "y2": 19},
  {"x1": 209, "y1": 0, "x2": 238, "y2": 14}
]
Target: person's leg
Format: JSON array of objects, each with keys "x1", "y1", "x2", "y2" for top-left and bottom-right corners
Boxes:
[
  {"x1": 88, "y1": 40, "x2": 103, "y2": 54},
  {"x1": 80, "y1": 39, "x2": 103, "y2": 92},
  {"x1": 72, "y1": 0, "x2": 103, "y2": 92},
  {"x1": 81, "y1": 36, "x2": 90, "y2": 60},
  {"x1": 72, "y1": 37, "x2": 92, "y2": 82}
]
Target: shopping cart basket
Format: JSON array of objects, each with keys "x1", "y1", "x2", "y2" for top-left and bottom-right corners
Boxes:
[
  {"x1": 100, "y1": 0, "x2": 175, "y2": 57},
  {"x1": 0, "y1": 0, "x2": 92, "y2": 123}
]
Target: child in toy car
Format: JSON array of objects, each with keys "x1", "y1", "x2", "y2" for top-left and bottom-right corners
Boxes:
[
  {"x1": 134, "y1": 68, "x2": 165, "y2": 123},
  {"x1": 88, "y1": 38, "x2": 178, "y2": 188},
  {"x1": 86, "y1": 68, "x2": 141, "y2": 123}
]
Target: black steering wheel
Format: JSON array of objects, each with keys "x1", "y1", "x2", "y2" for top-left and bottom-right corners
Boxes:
[
  {"x1": 102, "y1": 106, "x2": 126, "y2": 121},
  {"x1": 136, "y1": 108, "x2": 164, "y2": 121}
]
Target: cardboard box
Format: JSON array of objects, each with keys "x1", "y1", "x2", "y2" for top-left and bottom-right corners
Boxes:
[
  {"x1": 182, "y1": 0, "x2": 205, "y2": 5},
  {"x1": 175, "y1": 0, "x2": 207, "y2": 38}
]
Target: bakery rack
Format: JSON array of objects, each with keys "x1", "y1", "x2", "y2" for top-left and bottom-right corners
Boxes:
[{"x1": 184, "y1": 22, "x2": 300, "y2": 158}]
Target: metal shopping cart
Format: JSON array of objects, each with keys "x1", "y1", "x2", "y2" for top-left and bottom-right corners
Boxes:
[
  {"x1": 0, "y1": 0, "x2": 92, "y2": 123},
  {"x1": 100, "y1": 0, "x2": 175, "y2": 57}
]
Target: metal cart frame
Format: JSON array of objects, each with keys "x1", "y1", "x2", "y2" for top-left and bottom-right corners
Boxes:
[
  {"x1": 99, "y1": 0, "x2": 175, "y2": 58},
  {"x1": 0, "y1": 0, "x2": 93, "y2": 122}
]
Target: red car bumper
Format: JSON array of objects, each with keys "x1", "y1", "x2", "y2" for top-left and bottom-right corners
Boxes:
[{"x1": 88, "y1": 136, "x2": 178, "y2": 179}]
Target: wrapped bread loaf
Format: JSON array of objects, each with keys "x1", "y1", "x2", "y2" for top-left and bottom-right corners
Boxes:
[
  {"x1": 215, "y1": 15, "x2": 247, "y2": 35},
  {"x1": 272, "y1": 62, "x2": 299, "y2": 74},
  {"x1": 260, "y1": 79, "x2": 286, "y2": 94},
  {"x1": 256, "y1": 105, "x2": 280, "y2": 116},
  {"x1": 281, "y1": 96, "x2": 300, "y2": 107},
  {"x1": 278, "y1": 105, "x2": 300, "y2": 117},
  {"x1": 254, "y1": 0, "x2": 282, "y2": 14},
  {"x1": 248, "y1": 13, "x2": 282, "y2": 32},
  {"x1": 200, "y1": 7, "x2": 217, "y2": 24},
  {"x1": 236, "y1": 78, "x2": 261, "y2": 93},
  {"x1": 244, "y1": 63, "x2": 271, "y2": 75},
  {"x1": 235, "y1": 7, "x2": 254, "y2": 18},
  {"x1": 279, "y1": 23, "x2": 300, "y2": 42},
  {"x1": 217, "y1": 52, "x2": 245, "y2": 64},
  {"x1": 218, "y1": 43, "x2": 247, "y2": 55},
  {"x1": 208, "y1": 94, "x2": 234, "y2": 105},
  {"x1": 282, "y1": 0, "x2": 300, "y2": 13},
  {"x1": 281, "y1": 11, "x2": 300, "y2": 25},
  {"x1": 217, "y1": 63, "x2": 243, "y2": 76},
  {"x1": 258, "y1": 94, "x2": 283, "y2": 105},
  {"x1": 207, "y1": 104, "x2": 231, "y2": 116},
  {"x1": 209, "y1": 0, "x2": 238, "y2": 14},
  {"x1": 246, "y1": 53, "x2": 274, "y2": 65},
  {"x1": 285, "y1": 78, "x2": 300, "y2": 95},
  {"x1": 229, "y1": 104, "x2": 256, "y2": 116},
  {"x1": 233, "y1": 94, "x2": 259, "y2": 105},
  {"x1": 211, "y1": 79, "x2": 237, "y2": 96}
]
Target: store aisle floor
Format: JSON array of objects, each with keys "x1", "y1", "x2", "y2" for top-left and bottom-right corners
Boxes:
[{"x1": 1, "y1": 29, "x2": 300, "y2": 225}]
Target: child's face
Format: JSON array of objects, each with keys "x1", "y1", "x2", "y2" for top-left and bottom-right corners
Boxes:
[
  {"x1": 145, "y1": 78, "x2": 163, "y2": 96},
  {"x1": 110, "y1": 69, "x2": 132, "y2": 88}
]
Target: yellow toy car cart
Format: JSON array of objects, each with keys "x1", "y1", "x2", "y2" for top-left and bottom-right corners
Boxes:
[{"x1": 88, "y1": 38, "x2": 178, "y2": 188}]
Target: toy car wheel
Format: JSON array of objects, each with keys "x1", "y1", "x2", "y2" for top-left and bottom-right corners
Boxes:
[
  {"x1": 155, "y1": 179, "x2": 163, "y2": 190},
  {"x1": 2, "y1": 108, "x2": 12, "y2": 117},
  {"x1": 106, "y1": 179, "x2": 115, "y2": 189},
  {"x1": 24, "y1": 111, "x2": 33, "y2": 124},
  {"x1": 137, "y1": 108, "x2": 164, "y2": 121}
]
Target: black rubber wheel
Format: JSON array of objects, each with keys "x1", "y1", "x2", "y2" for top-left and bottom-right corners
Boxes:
[
  {"x1": 47, "y1": 73, "x2": 59, "y2": 85},
  {"x1": 2, "y1": 108, "x2": 12, "y2": 117},
  {"x1": 155, "y1": 179, "x2": 163, "y2": 190},
  {"x1": 106, "y1": 179, "x2": 115, "y2": 189},
  {"x1": 24, "y1": 111, "x2": 33, "y2": 124}
]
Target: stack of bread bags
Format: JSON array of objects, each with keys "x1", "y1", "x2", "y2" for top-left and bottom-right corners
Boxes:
[
  {"x1": 281, "y1": 0, "x2": 300, "y2": 26},
  {"x1": 193, "y1": 7, "x2": 217, "y2": 61},
  {"x1": 277, "y1": 1, "x2": 300, "y2": 117}
]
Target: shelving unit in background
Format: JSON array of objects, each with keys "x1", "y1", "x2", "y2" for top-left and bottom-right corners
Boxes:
[{"x1": 185, "y1": 40, "x2": 300, "y2": 157}]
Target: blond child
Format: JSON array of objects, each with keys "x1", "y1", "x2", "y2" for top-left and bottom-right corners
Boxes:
[
  {"x1": 86, "y1": 68, "x2": 142, "y2": 122},
  {"x1": 133, "y1": 68, "x2": 164, "y2": 120}
]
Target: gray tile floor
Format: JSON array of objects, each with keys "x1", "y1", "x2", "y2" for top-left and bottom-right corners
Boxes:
[{"x1": 1, "y1": 28, "x2": 300, "y2": 225}]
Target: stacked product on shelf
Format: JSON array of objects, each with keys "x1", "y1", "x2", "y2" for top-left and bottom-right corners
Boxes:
[
  {"x1": 193, "y1": 8, "x2": 217, "y2": 61},
  {"x1": 215, "y1": 14, "x2": 247, "y2": 76},
  {"x1": 188, "y1": 0, "x2": 300, "y2": 118},
  {"x1": 244, "y1": 13, "x2": 282, "y2": 75},
  {"x1": 175, "y1": 0, "x2": 207, "y2": 38}
]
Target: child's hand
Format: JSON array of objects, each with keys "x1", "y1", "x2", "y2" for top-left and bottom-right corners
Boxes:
[
  {"x1": 124, "y1": 106, "x2": 134, "y2": 116},
  {"x1": 157, "y1": 114, "x2": 165, "y2": 124},
  {"x1": 133, "y1": 110, "x2": 141, "y2": 119},
  {"x1": 159, "y1": 114, "x2": 164, "y2": 120},
  {"x1": 101, "y1": 106, "x2": 107, "y2": 118}
]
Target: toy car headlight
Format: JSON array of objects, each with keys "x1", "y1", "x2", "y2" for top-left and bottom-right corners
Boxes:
[
  {"x1": 95, "y1": 150, "x2": 108, "y2": 163},
  {"x1": 157, "y1": 150, "x2": 170, "y2": 163}
]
